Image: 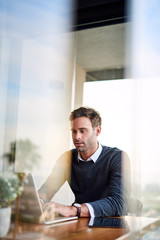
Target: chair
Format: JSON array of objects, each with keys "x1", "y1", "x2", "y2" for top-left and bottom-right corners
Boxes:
[{"x1": 127, "y1": 198, "x2": 143, "y2": 216}]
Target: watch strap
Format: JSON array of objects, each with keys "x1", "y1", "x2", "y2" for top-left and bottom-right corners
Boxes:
[
  {"x1": 76, "y1": 206, "x2": 81, "y2": 217},
  {"x1": 72, "y1": 203, "x2": 81, "y2": 217}
]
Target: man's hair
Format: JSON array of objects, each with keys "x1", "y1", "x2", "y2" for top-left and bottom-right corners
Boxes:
[{"x1": 69, "y1": 107, "x2": 102, "y2": 127}]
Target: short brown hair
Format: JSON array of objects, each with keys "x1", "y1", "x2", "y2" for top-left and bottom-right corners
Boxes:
[{"x1": 69, "y1": 107, "x2": 102, "y2": 127}]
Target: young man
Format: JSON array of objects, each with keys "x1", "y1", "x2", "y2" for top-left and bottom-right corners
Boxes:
[{"x1": 39, "y1": 107, "x2": 131, "y2": 218}]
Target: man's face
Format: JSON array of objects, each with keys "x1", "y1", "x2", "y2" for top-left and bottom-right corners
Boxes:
[{"x1": 71, "y1": 117, "x2": 101, "y2": 152}]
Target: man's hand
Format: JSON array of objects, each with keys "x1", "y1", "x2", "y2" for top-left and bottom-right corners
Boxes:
[
  {"x1": 43, "y1": 202, "x2": 77, "y2": 217},
  {"x1": 41, "y1": 201, "x2": 90, "y2": 219}
]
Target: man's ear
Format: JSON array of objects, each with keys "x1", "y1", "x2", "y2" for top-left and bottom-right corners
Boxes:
[{"x1": 96, "y1": 126, "x2": 101, "y2": 136}]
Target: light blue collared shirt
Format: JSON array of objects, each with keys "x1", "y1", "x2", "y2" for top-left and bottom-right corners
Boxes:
[{"x1": 77, "y1": 143, "x2": 102, "y2": 218}]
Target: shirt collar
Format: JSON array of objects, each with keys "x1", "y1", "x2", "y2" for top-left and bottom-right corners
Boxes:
[{"x1": 78, "y1": 143, "x2": 102, "y2": 163}]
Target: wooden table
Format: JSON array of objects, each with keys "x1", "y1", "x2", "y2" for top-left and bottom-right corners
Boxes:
[{"x1": 2, "y1": 216, "x2": 160, "y2": 240}]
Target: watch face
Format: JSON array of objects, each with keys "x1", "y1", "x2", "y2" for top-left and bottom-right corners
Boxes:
[{"x1": 74, "y1": 203, "x2": 81, "y2": 208}]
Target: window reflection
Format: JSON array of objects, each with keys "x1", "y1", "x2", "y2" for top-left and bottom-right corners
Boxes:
[
  {"x1": 0, "y1": 0, "x2": 74, "y2": 184},
  {"x1": 130, "y1": 0, "x2": 160, "y2": 223}
]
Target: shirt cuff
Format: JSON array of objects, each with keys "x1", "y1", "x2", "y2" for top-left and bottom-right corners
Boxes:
[{"x1": 84, "y1": 203, "x2": 95, "y2": 217}]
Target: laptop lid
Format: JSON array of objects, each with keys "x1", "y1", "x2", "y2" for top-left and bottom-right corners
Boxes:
[{"x1": 17, "y1": 174, "x2": 77, "y2": 225}]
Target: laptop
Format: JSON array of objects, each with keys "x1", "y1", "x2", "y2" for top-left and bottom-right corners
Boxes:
[{"x1": 16, "y1": 173, "x2": 78, "y2": 225}]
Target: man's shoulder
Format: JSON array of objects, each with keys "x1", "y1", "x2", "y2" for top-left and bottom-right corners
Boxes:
[
  {"x1": 57, "y1": 150, "x2": 72, "y2": 164},
  {"x1": 60, "y1": 149, "x2": 78, "y2": 162},
  {"x1": 99, "y1": 145, "x2": 124, "y2": 163},
  {"x1": 101, "y1": 145, "x2": 122, "y2": 155},
  {"x1": 101, "y1": 145, "x2": 129, "y2": 165}
]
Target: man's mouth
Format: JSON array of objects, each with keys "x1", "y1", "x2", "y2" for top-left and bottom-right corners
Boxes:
[{"x1": 75, "y1": 142, "x2": 84, "y2": 147}]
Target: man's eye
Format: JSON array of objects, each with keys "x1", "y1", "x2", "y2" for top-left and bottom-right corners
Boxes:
[
  {"x1": 72, "y1": 130, "x2": 76, "y2": 134},
  {"x1": 80, "y1": 129, "x2": 86, "y2": 133}
]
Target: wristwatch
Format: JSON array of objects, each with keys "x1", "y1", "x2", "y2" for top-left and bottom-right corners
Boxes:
[{"x1": 73, "y1": 203, "x2": 81, "y2": 217}]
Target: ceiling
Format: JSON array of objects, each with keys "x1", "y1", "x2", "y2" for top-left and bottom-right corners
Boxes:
[
  {"x1": 75, "y1": 0, "x2": 127, "y2": 31},
  {"x1": 76, "y1": 22, "x2": 128, "y2": 81},
  {"x1": 74, "y1": 0, "x2": 129, "y2": 81}
]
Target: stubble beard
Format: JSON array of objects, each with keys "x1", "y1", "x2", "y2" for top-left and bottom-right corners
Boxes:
[{"x1": 76, "y1": 145, "x2": 87, "y2": 152}]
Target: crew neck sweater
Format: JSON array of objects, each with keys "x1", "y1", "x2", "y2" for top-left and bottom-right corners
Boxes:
[{"x1": 39, "y1": 145, "x2": 131, "y2": 217}]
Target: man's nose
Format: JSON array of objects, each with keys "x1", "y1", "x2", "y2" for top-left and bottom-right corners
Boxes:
[{"x1": 75, "y1": 132, "x2": 81, "y2": 139}]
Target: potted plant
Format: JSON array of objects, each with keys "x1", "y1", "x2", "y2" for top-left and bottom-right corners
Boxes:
[{"x1": 0, "y1": 171, "x2": 25, "y2": 238}]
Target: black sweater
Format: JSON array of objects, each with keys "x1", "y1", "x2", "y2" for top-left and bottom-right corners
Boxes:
[{"x1": 39, "y1": 146, "x2": 131, "y2": 217}]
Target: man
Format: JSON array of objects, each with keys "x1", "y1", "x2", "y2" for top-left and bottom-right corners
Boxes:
[{"x1": 39, "y1": 107, "x2": 131, "y2": 218}]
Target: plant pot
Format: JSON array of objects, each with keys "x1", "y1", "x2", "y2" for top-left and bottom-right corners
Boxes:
[{"x1": 0, "y1": 207, "x2": 11, "y2": 238}]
